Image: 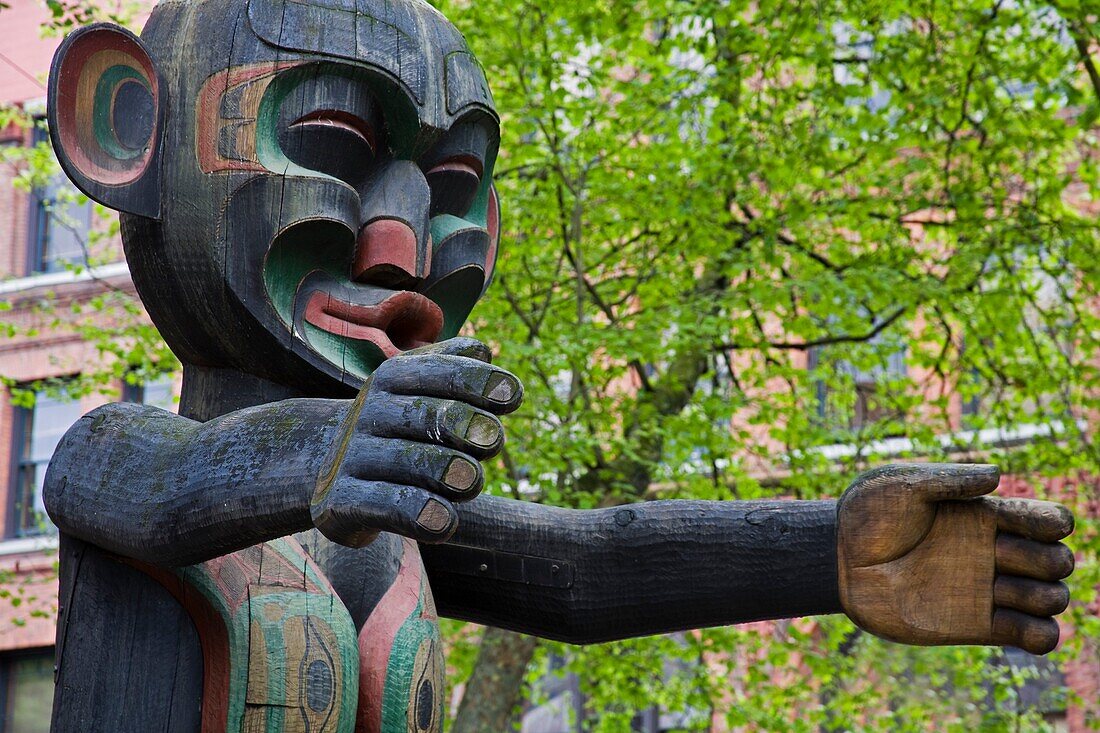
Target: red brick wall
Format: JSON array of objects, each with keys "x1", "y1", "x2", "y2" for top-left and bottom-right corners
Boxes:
[
  {"x1": 0, "y1": 124, "x2": 31, "y2": 279},
  {"x1": 0, "y1": 389, "x2": 13, "y2": 535}
]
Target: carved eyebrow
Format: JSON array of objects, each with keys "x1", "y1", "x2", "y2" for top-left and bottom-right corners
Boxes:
[
  {"x1": 248, "y1": 0, "x2": 429, "y2": 104},
  {"x1": 289, "y1": 110, "x2": 376, "y2": 152},
  {"x1": 444, "y1": 50, "x2": 495, "y2": 118},
  {"x1": 428, "y1": 156, "x2": 483, "y2": 179},
  {"x1": 421, "y1": 119, "x2": 495, "y2": 174}
]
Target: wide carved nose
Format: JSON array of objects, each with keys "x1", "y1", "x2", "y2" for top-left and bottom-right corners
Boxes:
[
  {"x1": 354, "y1": 160, "x2": 432, "y2": 286},
  {"x1": 352, "y1": 219, "x2": 431, "y2": 285}
]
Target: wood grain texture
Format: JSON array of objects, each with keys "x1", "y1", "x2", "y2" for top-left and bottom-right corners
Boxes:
[
  {"x1": 44, "y1": 397, "x2": 344, "y2": 566},
  {"x1": 422, "y1": 495, "x2": 842, "y2": 644},
  {"x1": 837, "y1": 463, "x2": 1074, "y2": 655},
  {"x1": 51, "y1": 536, "x2": 204, "y2": 732}
]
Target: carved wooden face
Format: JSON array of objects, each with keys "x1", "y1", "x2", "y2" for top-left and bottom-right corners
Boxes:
[{"x1": 49, "y1": 0, "x2": 501, "y2": 391}]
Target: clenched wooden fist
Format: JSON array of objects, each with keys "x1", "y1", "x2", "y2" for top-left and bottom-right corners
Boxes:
[
  {"x1": 838, "y1": 463, "x2": 1074, "y2": 655},
  {"x1": 312, "y1": 338, "x2": 523, "y2": 548}
]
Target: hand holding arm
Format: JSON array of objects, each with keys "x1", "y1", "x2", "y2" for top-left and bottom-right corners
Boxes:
[
  {"x1": 44, "y1": 338, "x2": 521, "y2": 566},
  {"x1": 310, "y1": 337, "x2": 522, "y2": 547}
]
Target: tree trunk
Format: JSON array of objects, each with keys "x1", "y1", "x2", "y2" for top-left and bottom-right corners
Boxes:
[{"x1": 452, "y1": 627, "x2": 539, "y2": 733}]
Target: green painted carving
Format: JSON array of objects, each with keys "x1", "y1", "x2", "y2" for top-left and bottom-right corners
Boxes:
[
  {"x1": 175, "y1": 539, "x2": 359, "y2": 733},
  {"x1": 93, "y1": 65, "x2": 149, "y2": 160},
  {"x1": 380, "y1": 554, "x2": 444, "y2": 733},
  {"x1": 382, "y1": 627, "x2": 443, "y2": 731}
]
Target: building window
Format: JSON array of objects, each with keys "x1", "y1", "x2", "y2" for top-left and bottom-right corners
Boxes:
[
  {"x1": 120, "y1": 374, "x2": 176, "y2": 413},
  {"x1": 9, "y1": 388, "x2": 83, "y2": 538},
  {"x1": 810, "y1": 341, "x2": 908, "y2": 434},
  {"x1": 26, "y1": 124, "x2": 91, "y2": 275},
  {"x1": 0, "y1": 652, "x2": 53, "y2": 732}
]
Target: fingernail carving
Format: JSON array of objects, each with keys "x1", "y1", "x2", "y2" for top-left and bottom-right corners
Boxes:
[
  {"x1": 465, "y1": 414, "x2": 500, "y2": 448},
  {"x1": 417, "y1": 499, "x2": 451, "y2": 532},
  {"x1": 443, "y1": 457, "x2": 478, "y2": 492},
  {"x1": 484, "y1": 373, "x2": 516, "y2": 403}
]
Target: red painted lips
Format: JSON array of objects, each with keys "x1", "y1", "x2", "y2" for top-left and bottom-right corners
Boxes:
[{"x1": 304, "y1": 289, "x2": 443, "y2": 358}]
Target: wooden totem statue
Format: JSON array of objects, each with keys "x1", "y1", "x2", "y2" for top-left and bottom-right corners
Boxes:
[{"x1": 44, "y1": 1, "x2": 1075, "y2": 731}]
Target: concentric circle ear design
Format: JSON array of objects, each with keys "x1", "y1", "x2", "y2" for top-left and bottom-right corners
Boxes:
[{"x1": 48, "y1": 23, "x2": 164, "y2": 218}]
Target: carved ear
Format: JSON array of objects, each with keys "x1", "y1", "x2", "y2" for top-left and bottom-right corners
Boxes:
[
  {"x1": 482, "y1": 184, "x2": 501, "y2": 292},
  {"x1": 48, "y1": 23, "x2": 164, "y2": 219}
]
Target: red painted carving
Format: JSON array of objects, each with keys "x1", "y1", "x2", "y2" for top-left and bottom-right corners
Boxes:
[
  {"x1": 353, "y1": 218, "x2": 428, "y2": 281},
  {"x1": 131, "y1": 541, "x2": 336, "y2": 733},
  {"x1": 195, "y1": 61, "x2": 303, "y2": 173},
  {"x1": 304, "y1": 289, "x2": 443, "y2": 357},
  {"x1": 427, "y1": 158, "x2": 482, "y2": 179},
  {"x1": 356, "y1": 539, "x2": 427, "y2": 733},
  {"x1": 291, "y1": 109, "x2": 377, "y2": 151},
  {"x1": 128, "y1": 561, "x2": 234, "y2": 733},
  {"x1": 54, "y1": 30, "x2": 159, "y2": 185}
]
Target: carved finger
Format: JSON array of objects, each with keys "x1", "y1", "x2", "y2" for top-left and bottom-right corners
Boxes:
[
  {"x1": 996, "y1": 535, "x2": 1074, "y2": 581},
  {"x1": 373, "y1": 353, "x2": 523, "y2": 414},
  {"x1": 988, "y1": 497, "x2": 1074, "y2": 542},
  {"x1": 401, "y1": 336, "x2": 492, "y2": 363},
  {"x1": 362, "y1": 394, "x2": 504, "y2": 459},
  {"x1": 343, "y1": 436, "x2": 484, "y2": 501},
  {"x1": 994, "y1": 576, "x2": 1070, "y2": 617},
  {"x1": 313, "y1": 477, "x2": 458, "y2": 547},
  {"x1": 850, "y1": 463, "x2": 999, "y2": 502},
  {"x1": 991, "y1": 608, "x2": 1061, "y2": 655}
]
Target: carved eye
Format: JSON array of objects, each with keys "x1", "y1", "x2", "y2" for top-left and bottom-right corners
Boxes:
[
  {"x1": 271, "y1": 69, "x2": 382, "y2": 187},
  {"x1": 426, "y1": 156, "x2": 482, "y2": 218},
  {"x1": 280, "y1": 109, "x2": 376, "y2": 186}
]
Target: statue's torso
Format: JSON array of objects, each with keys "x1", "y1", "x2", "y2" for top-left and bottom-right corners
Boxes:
[{"x1": 51, "y1": 532, "x2": 443, "y2": 733}]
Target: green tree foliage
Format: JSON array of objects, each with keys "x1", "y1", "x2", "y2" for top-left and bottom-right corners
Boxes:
[{"x1": 434, "y1": 0, "x2": 1100, "y2": 730}]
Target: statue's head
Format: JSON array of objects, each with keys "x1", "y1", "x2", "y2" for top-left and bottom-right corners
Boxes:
[{"x1": 48, "y1": 0, "x2": 500, "y2": 395}]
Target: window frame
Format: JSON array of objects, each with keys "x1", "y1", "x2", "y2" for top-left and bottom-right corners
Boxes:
[
  {"x1": 6, "y1": 384, "x2": 82, "y2": 540},
  {"x1": 24, "y1": 122, "x2": 91, "y2": 277},
  {"x1": 5, "y1": 404, "x2": 32, "y2": 540},
  {"x1": 120, "y1": 374, "x2": 177, "y2": 413},
  {"x1": 0, "y1": 648, "x2": 55, "y2": 733}
]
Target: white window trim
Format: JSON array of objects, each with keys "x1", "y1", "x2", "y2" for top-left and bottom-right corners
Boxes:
[
  {"x1": 0, "y1": 261, "x2": 130, "y2": 296},
  {"x1": 0, "y1": 535, "x2": 58, "y2": 558},
  {"x1": 808, "y1": 420, "x2": 1087, "y2": 462}
]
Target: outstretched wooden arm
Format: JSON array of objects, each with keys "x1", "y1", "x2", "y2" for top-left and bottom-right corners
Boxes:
[
  {"x1": 420, "y1": 494, "x2": 841, "y2": 644},
  {"x1": 44, "y1": 399, "x2": 344, "y2": 566},
  {"x1": 423, "y1": 464, "x2": 1075, "y2": 655}
]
